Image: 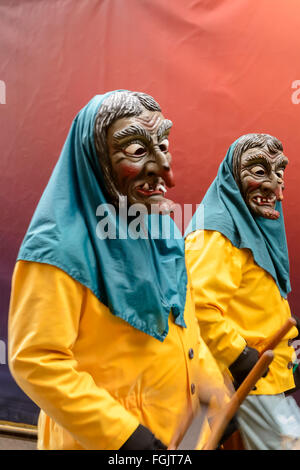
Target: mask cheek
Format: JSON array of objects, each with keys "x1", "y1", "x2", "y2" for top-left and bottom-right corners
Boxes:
[
  {"x1": 246, "y1": 179, "x2": 261, "y2": 192},
  {"x1": 242, "y1": 178, "x2": 261, "y2": 201},
  {"x1": 114, "y1": 161, "x2": 142, "y2": 194}
]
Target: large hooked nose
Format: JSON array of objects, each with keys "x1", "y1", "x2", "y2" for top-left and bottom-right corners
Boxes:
[
  {"x1": 275, "y1": 177, "x2": 284, "y2": 201},
  {"x1": 146, "y1": 146, "x2": 175, "y2": 188},
  {"x1": 261, "y1": 173, "x2": 284, "y2": 201}
]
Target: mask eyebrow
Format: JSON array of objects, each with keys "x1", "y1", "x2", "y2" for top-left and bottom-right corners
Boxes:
[
  {"x1": 157, "y1": 119, "x2": 173, "y2": 140},
  {"x1": 242, "y1": 153, "x2": 272, "y2": 168},
  {"x1": 112, "y1": 124, "x2": 151, "y2": 145},
  {"x1": 275, "y1": 155, "x2": 289, "y2": 168}
]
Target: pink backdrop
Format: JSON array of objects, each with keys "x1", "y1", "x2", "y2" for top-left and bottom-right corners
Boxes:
[{"x1": 1, "y1": 0, "x2": 300, "y2": 423}]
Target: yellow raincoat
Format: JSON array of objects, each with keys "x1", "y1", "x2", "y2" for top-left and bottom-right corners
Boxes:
[
  {"x1": 8, "y1": 260, "x2": 224, "y2": 450},
  {"x1": 185, "y1": 230, "x2": 298, "y2": 395}
]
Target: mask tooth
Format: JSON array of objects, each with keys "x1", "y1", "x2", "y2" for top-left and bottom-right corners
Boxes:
[{"x1": 157, "y1": 184, "x2": 167, "y2": 193}]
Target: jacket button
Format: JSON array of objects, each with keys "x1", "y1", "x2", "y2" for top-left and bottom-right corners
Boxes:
[
  {"x1": 191, "y1": 383, "x2": 196, "y2": 394},
  {"x1": 287, "y1": 361, "x2": 294, "y2": 369},
  {"x1": 188, "y1": 348, "x2": 194, "y2": 359}
]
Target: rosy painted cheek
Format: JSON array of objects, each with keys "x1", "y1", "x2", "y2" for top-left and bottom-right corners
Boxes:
[
  {"x1": 116, "y1": 161, "x2": 142, "y2": 186},
  {"x1": 246, "y1": 179, "x2": 262, "y2": 192}
]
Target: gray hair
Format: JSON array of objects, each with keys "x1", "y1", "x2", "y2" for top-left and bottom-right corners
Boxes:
[{"x1": 94, "y1": 90, "x2": 161, "y2": 202}]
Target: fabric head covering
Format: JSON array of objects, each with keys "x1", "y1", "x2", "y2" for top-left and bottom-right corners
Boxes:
[
  {"x1": 185, "y1": 138, "x2": 291, "y2": 298},
  {"x1": 17, "y1": 92, "x2": 187, "y2": 341}
]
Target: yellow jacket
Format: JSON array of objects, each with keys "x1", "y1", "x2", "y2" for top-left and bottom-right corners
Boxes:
[
  {"x1": 8, "y1": 260, "x2": 224, "y2": 450},
  {"x1": 185, "y1": 230, "x2": 298, "y2": 395}
]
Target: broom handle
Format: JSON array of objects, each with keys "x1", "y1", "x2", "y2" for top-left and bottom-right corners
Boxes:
[
  {"x1": 203, "y1": 350, "x2": 274, "y2": 450},
  {"x1": 170, "y1": 318, "x2": 296, "y2": 450},
  {"x1": 204, "y1": 317, "x2": 297, "y2": 450},
  {"x1": 259, "y1": 317, "x2": 296, "y2": 356}
]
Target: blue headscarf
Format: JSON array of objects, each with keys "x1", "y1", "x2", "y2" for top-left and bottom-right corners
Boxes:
[
  {"x1": 185, "y1": 138, "x2": 291, "y2": 298},
  {"x1": 17, "y1": 92, "x2": 187, "y2": 341}
]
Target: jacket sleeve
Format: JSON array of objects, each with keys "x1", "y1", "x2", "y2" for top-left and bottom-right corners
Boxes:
[
  {"x1": 185, "y1": 230, "x2": 247, "y2": 368},
  {"x1": 8, "y1": 260, "x2": 140, "y2": 450}
]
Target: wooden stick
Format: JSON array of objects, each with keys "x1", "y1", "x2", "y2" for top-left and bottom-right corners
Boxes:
[
  {"x1": 169, "y1": 318, "x2": 296, "y2": 450},
  {"x1": 204, "y1": 317, "x2": 297, "y2": 450},
  {"x1": 203, "y1": 350, "x2": 274, "y2": 450},
  {"x1": 0, "y1": 422, "x2": 37, "y2": 439},
  {"x1": 259, "y1": 317, "x2": 296, "y2": 356}
]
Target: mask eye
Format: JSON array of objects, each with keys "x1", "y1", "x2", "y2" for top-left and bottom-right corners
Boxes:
[
  {"x1": 250, "y1": 165, "x2": 266, "y2": 176},
  {"x1": 276, "y1": 169, "x2": 284, "y2": 178},
  {"x1": 123, "y1": 143, "x2": 147, "y2": 158},
  {"x1": 159, "y1": 139, "x2": 169, "y2": 153}
]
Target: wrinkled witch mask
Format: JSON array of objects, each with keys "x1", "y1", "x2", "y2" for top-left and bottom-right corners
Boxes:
[
  {"x1": 233, "y1": 135, "x2": 288, "y2": 220},
  {"x1": 94, "y1": 91, "x2": 176, "y2": 214},
  {"x1": 107, "y1": 108, "x2": 175, "y2": 213}
]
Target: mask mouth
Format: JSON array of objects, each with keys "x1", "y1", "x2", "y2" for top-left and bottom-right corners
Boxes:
[
  {"x1": 128, "y1": 179, "x2": 176, "y2": 214},
  {"x1": 135, "y1": 181, "x2": 167, "y2": 197},
  {"x1": 252, "y1": 195, "x2": 276, "y2": 207},
  {"x1": 249, "y1": 193, "x2": 280, "y2": 219}
]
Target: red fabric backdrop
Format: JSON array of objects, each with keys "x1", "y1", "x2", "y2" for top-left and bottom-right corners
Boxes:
[{"x1": 1, "y1": 0, "x2": 300, "y2": 424}]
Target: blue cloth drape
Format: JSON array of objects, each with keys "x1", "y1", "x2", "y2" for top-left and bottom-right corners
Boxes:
[{"x1": 18, "y1": 92, "x2": 187, "y2": 341}]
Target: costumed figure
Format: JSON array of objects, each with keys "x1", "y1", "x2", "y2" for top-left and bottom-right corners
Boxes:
[
  {"x1": 185, "y1": 133, "x2": 300, "y2": 450},
  {"x1": 8, "y1": 90, "x2": 225, "y2": 450}
]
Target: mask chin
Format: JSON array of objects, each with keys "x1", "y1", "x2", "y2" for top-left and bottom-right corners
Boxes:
[{"x1": 149, "y1": 197, "x2": 177, "y2": 215}]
